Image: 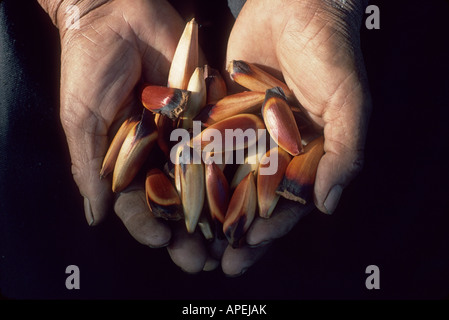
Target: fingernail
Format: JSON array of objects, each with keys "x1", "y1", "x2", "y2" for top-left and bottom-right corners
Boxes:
[
  {"x1": 83, "y1": 197, "x2": 95, "y2": 226},
  {"x1": 203, "y1": 258, "x2": 220, "y2": 272},
  {"x1": 323, "y1": 185, "x2": 343, "y2": 215},
  {"x1": 226, "y1": 267, "x2": 249, "y2": 278},
  {"x1": 148, "y1": 241, "x2": 170, "y2": 249},
  {"x1": 248, "y1": 239, "x2": 272, "y2": 248},
  {"x1": 239, "y1": 267, "x2": 249, "y2": 276},
  {"x1": 236, "y1": 267, "x2": 249, "y2": 277},
  {"x1": 180, "y1": 267, "x2": 201, "y2": 275}
]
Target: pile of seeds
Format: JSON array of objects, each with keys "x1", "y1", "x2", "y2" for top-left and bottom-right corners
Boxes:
[{"x1": 100, "y1": 19, "x2": 324, "y2": 248}]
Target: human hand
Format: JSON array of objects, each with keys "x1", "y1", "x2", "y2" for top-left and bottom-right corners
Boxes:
[
  {"x1": 38, "y1": 0, "x2": 214, "y2": 273},
  {"x1": 223, "y1": 0, "x2": 372, "y2": 276}
]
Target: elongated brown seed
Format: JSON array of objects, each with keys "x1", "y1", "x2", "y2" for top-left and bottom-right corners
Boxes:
[
  {"x1": 173, "y1": 143, "x2": 185, "y2": 196},
  {"x1": 223, "y1": 172, "x2": 257, "y2": 248},
  {"x1": 190, "y1": 113, "x2": 265, "y2": 152},
  {"x1": 204, "y1": 65, "x2": 227, "y2": 104},
  {"x1": 112, "y1": 110, "x2": 158, "y2": 193},
  {"x1": 145, "y1": 168, "x2": 183, "y2": 221},
  {"x1": 203, "y1": 151, "x2": 229, "y2": 171},
  {"x1": 230, "y1": 163, "x2": 258, "y2": 190},
  {"x1": 179, "y1": 66, "x2": 207, "y2": 130},
  {"x1": 178, "y1": 144, "x2": 205, "y2": 233},
  {"x1": 198, "y1": 213, "x2": 214, "y2": 241},
  {"x1": 141, "y1": 85, "x2": 190, "y2": 121},
  {"x1": 155, "y1": 114, "x2": 176, "y2": 159},
  {"x1": 167, "y1": 18, "x2": 198, "y2": 90},
  {"x1": 276, "y1": 136, "x2": 324, "y2": 204},
  {"x1": 227, "y1": 60, "x2": 293, "y2": 100},
  {"x1": 195, "y1": 91, "x2": 265, "y2": 127},
  {"x1": 257, "y1": 147, "x2": 292, "y2": 218},
  {"x1": 229, "y1": 145, "x2": 266, "y2": 189},
  {"x1": 205, "y1": 162, "x2": 229, "y2": 224},
  {"x1": 262, "y1": 87, "x2": 303, "y2": 156},
  {"x1": 100, "y1": 116, "x2": 138, "y2": 179}
]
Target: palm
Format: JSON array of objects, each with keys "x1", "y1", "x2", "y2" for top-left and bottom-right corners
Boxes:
[
  {"x1": 61, "y1": 19, "x2": 142, "y2": 134},
  {"x1": 51, "y1": 0, "x2": 370, "y2": 276},
  {"x1": 223, "y1": 0, "x2": 371, "y2": 275},
  {"x1": 58, "y1": 0, "x2": 212, "y2": 273},
  {"x1": 59, "y1": 0, "x2": 185, "y2": 224},
  {"x1": 227, "y1": 1, "x2": 366, "y2": 127}
]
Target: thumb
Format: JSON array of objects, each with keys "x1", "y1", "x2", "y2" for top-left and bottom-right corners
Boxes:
[
  {"x1": 313, "y1": 84, "x2": 372, "y2": 215},
  {"x1": 61, "y1": 103, "x2": 113, "y2": 226},
  {"x1": 57, "y1": 14, "x2": 143, "y2": 225},
  {"x1": 314, "y1": 147, "x2": 364, "y2": 215},
  {"x1": 58, "y1": 42, "x2": 140, "y2": 226}
]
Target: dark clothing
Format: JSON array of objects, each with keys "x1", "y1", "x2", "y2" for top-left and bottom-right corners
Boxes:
[
  {"x1": 1, "y1": 0, "x2": 449, "y2": 299},
  {"x1": 227, "y1": 0, "x2": 246, "y2": 17}
]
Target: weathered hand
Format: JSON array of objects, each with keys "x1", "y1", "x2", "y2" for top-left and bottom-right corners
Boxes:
[
  {"x1": 223, "y1": 0, "x2": 372, "y2": 276},
  {"x1": 38, "y1": 0, "x2": 211, "y2": 273}
]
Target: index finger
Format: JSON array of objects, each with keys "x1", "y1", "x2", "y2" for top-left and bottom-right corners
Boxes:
[{"x1": 114, "y1": 189, "x2": 171, "y2": 248}]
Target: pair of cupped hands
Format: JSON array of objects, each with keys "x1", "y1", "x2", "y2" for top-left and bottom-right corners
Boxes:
[{"x1": 38, "y1": 0, "x2": 371, "y2": 276}]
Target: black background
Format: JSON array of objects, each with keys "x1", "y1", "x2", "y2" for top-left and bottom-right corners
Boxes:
[{"x1": 0, "y1": 0, "x2": 448, "y2": 300}]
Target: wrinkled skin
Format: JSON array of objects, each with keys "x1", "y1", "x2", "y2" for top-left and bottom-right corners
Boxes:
[
  {"x1": 38, "y1": 0, "x2": 371, "y2": 276},
  {"x1": 223, "y1": 0, "x2": 372, "y2": 275}
]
